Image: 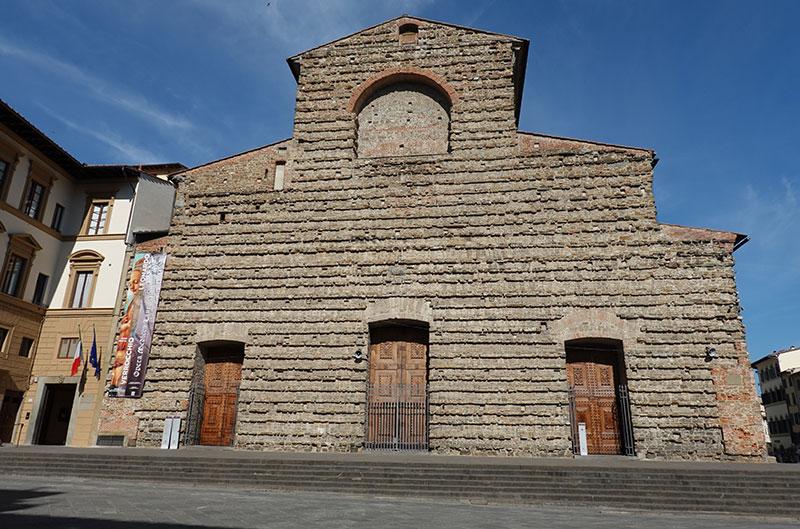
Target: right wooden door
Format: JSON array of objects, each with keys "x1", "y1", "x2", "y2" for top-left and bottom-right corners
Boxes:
[
  {"x1": 200, "y1": 358, "x2": 242, "y2": 447},
  {"x1": 567, "y1": 351, "x2": 621, "y2": 454}
]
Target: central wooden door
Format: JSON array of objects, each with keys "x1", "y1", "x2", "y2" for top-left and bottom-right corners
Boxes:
[
  {"x1": 200, "y1": 355, "x2": 242, "y2": 446},
  {"x1": 366, "y1": 325, "x2": 428, "y2": 450},
  {"x1": 566, "y1": 350, "x2": 621, "y2": 455}
]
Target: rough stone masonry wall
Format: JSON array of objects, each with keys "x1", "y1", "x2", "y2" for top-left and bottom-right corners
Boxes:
[{"x1": 134, "y1": 19, "x2": 764, "y2": 460}]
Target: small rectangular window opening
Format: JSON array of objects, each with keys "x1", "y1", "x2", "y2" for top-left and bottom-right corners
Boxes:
[
  {"x1": 51, "y1": 203, "x2": 65, "y2": 232},
  {"x1": 19, "y1": 337, "x2": 34, "y2": 358},
  {"x1": 58, "y1": 337, "x2": 81, "y2": 359},
  {"x1": 399, "y1": 23, "x2": 419, "y2": 45},
  {"x1": 32, "y1": 273, "x2": 49, "y2": 305},
  {"x1": 274, "y1": 162, "x2": 286, "y2": 191},
  {"x1": 0, "y1": 159, "x2": 9, "y2": 192}
]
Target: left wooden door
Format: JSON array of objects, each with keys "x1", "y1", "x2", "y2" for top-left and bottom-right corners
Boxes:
[{"x1": 200, "y1": 359, "x2": 242, "y2": 446}]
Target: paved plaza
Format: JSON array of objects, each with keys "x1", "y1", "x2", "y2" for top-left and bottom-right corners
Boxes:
[{"x1": 0, "y1": 475, "x2": 796, "y2": 529}]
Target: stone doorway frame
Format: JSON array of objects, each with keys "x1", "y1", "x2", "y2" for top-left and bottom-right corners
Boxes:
[{"x1": 26, "y1": 376, "x2": 81, "y2": 445}]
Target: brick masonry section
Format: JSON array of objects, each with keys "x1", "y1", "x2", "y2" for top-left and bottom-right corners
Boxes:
[{"x1": 128, "y1": 17, "x2": 765, "y2": 460}]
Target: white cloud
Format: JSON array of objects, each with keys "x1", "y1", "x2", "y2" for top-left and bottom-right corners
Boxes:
[
  {"x1": 0, "y1": 38, "x2": 193, "y2": 131},
  {"x1": 187, "y1": 0, "x2": 438, "y2": 53},
  {"x1": 738, "y1": 179, "x2": 799, "y2": 250},
  {"x1": 37, "y1": 104, "x2": 165, "y2": 164}
]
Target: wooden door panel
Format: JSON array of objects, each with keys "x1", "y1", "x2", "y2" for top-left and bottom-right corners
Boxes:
[
  {"x1": 567, "y1": 352, "x2": 621, "y2": 455},
  {"x1": 200, "y1": 394, "x2": 225, "y2": 445},
  {"x1": 201, "y1": 358, "x2": 242, "y2": 446},
  {"x1": 367, "y1": 326, "x2": 428, "y2": 449}
]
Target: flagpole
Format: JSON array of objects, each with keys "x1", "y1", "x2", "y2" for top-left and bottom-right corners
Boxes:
[
  {"x1": 91, "y1": 324, "x2": 101, "y2": 379},
  {"x1": 79, "y1": 324, "x2": 89, "y2": 394}
]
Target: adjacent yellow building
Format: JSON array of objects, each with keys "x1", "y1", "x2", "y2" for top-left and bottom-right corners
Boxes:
[{"x1": 0, "y1": 99, "x2": 180, "y2": 446}]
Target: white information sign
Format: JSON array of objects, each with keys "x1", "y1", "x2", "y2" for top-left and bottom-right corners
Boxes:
[{"x1": 578, "y1": 422, "x2": 588, "y2": 456}]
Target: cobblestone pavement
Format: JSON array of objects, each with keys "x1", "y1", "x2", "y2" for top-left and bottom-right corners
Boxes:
[{"x1": 0, "y1": 475, "x2": 796, "y2": 529}]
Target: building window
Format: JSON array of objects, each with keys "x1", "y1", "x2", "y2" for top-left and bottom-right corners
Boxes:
[
  {"x1": 32, "y1": 273, "x2": 49, "y2": 305},
  {"x1": 51, "y1": 204, "x2": 65, "y2": 232},
  {"x1": 18, "y1": 337, "x2": 34, "y2": 358},
  {"x1": 57, "y1": 337, "x2": 80, "y2": 359},
  {"x1": 70, "y1": 271, "x2": 94, "y2": 308},
  {"x1": 0, "y1": 326, "x2": 9, "y2": 352},
  {"x1": 398, "y1": 22, "x2": 419, "y2": 45},
  {"x1": 1, "y1": 254, "x2": 28, "y2": 297},
  {"x1": 0, "y1": 234, "x2": 41, "y2": 300},
  {"x1": 64, "y1": 250, "x2": 103, "y2": 309},
  {"x1": 0, "y1": 158, "x2": 9, "y2": 194},
  {"x1": 273, "y1": 162, "x2": 286, "y2": 191},
  {"x1": 23, "y1": 180, "x2": 47, "y2": 220},
  {"x1": 84, "y1": 200, "x2": 111, "y2": 235}
]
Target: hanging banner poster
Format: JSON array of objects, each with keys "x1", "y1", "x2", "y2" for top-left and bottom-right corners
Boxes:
[{"x1": 109, "y1": 252, "x2": 166, "y2": 398}]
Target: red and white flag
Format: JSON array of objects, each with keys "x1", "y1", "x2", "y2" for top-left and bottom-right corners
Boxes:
[{"x1": 70, "y1": 338, "x2": 83, "y2": 376}]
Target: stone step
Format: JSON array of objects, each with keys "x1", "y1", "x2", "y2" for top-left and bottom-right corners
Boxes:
[
  {"x1": 7, "y1": 469, "x2": 797, "y2": 516},
  {"x1": 2, "y1": 450, "x2": 798, "y2": 517},
  {"x1": 0, "y1": 453, "x2": 790, "y2": 477},
  {"x1": 2, "y1": 459, "x2": 794, "y2": 489},
  {"x1": 4, "y1": 466, "x2": 795, "y2": 503}
]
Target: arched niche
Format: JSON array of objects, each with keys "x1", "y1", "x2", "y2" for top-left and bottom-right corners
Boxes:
[{"x1": 352, "y1": 71, "x2": 454, "y2": 158}]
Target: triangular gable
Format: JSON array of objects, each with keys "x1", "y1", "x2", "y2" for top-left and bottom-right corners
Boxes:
[{"x1": 287, "y1": 15, "x2": 526, "y2": 72}]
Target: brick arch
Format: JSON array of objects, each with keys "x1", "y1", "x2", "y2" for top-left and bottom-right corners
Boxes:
[{"x1": 347, "y1": 67, "x2": 458, "y2": 114}]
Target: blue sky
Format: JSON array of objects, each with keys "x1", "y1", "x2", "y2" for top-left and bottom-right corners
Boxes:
[{"x1": 2, "y1": 0, "x2": 798, "y2": 361}]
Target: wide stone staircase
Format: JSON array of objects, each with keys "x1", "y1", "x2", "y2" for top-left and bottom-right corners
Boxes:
[{"x1": 1, "y1": 447, "x2": 798, "y2": 518}]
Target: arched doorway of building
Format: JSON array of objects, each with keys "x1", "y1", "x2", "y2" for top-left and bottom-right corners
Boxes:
[
  {"x1": 365, "y1": 322, "x2": 429, "y2": 450},
  {"x1": 565, "y1": 338, "x2": 634, "y2": 456},
  {"x1": 185, "y1": 342, "x2": 244, "y2": 447}
]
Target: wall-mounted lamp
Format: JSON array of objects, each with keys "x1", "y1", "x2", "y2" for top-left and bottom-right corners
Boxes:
[
  {"x1": 353, "y1": 349, "x2": 366, "y2": 364},
  {"x1": 705, "y1": 346, "x2": 719, "y2": 361}
]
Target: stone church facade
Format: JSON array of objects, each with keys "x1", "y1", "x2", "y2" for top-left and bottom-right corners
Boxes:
[{"x1": 125, "y1": 16, "x2": 765, "y2": 460}]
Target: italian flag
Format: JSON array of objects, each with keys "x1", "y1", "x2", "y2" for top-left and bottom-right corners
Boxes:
[{"x1": 70, "y1": 338, "x2": 83, "y2": 376}]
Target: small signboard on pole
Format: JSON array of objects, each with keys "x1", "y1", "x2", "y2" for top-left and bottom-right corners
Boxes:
[
  {"x1": 161, "y1": 417, "x2": 181, "y2": 449},
  {"x1": 578, "y1": 422, "x2": 588, "y2": 456}
]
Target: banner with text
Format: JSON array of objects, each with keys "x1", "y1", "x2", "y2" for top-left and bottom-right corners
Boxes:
[{"x1": 109, "y1": 252, "x2": 166, "y2": 398}]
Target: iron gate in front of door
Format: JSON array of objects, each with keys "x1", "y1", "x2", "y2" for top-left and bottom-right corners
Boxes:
[
  {"x1": 568, "y1": 384, "x2": 635, "y2": 456},
  {"x1": 365, "y1": 383, "x2": 429, "y2": 451}
]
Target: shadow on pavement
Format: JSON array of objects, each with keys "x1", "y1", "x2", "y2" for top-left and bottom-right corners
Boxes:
[
  {"x1": 0, "y1": 488, "x2": 61, "y2": 513},
  {"x1": 0, "y1": 487, "x2": 242, "y2": 529},
  {"x1": 0, "y1": 514, "x2": 243, "y2": 529}
]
